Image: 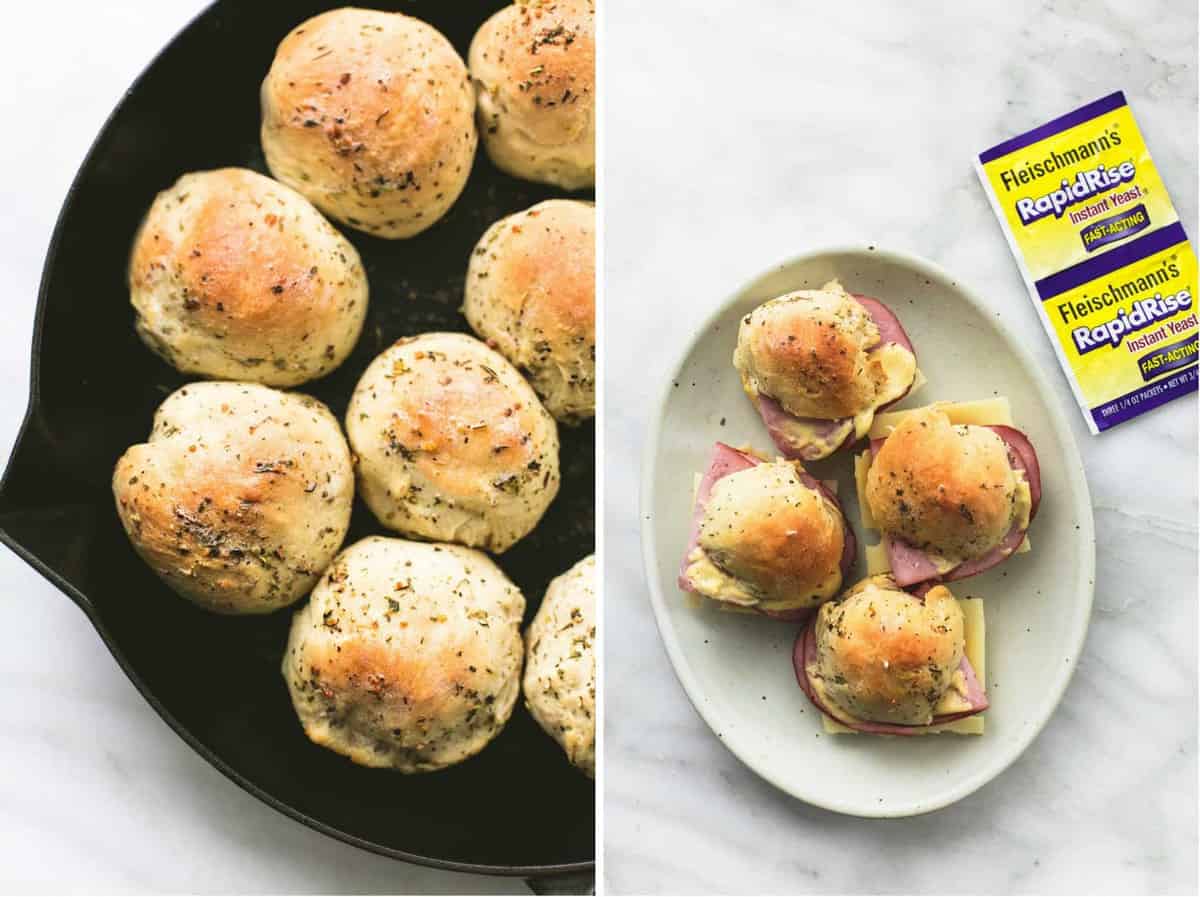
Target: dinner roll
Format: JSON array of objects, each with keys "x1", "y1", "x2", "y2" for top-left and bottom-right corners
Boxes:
[
  {"x1": 346, "y1": 333, "x2": 560, "y2": 553},
  {"x1": 735, "y1": 281, "x2": 912, "y2": 421},
  {"x1": 694, "y1": 461, "x2": 845, "y2": 612},
  {"x1": 812, "y1": 575, "x2": 965, "y2": 725},
  {"x1": 113, "y1": 382, "x2": 353, "y2": 614},
  {"x1": 283, "y1": 536, "x2": 525, "y2": 772},
  {"x1": 866, "y1": 406, "x2": 1021, "y2": 561},
  {"x1": 463, "y1": 199, "x2": 595, "y2": 423},
  {"x1": 128, "y1": 168, "x2": 368, "y2": 387},
  {"x1": 469, "y1": 0, "x2": 595, "y2": 189},
  {"x1": 524, "y1": 555, "x2": 595, "y2": 776},
  {"x1": 261, "y1": 8, "x2": 477, "y2": 238}
]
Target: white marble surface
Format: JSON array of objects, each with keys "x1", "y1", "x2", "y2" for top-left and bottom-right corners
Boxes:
[
  {"x1": 604, "y1": 0, "x2": 1197, "y2": 894},
  {"x1": 0, "y1": 3, "x2": 528, "y2": 893}
]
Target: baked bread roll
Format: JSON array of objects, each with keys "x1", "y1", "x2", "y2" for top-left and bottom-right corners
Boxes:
[
  {"x1": 261, "y1": 8, "x2": 476, "y2": 238},
  {"x1": 524, "y1": 554, "x2": 595, "y2": 776},
  {"x1": 128, "y1": 168, "x2": 368, "y2": 387},
  {"x1": 283, "y1": 536, "x2": 525, "y2": 772},
  {"x1": 811, "y1": 575, "x2": 965, "y2": 726},
  {"x1": 113, "y1": 382, "x2": 353, "y2": 614},
  {"x1": 469, "y1": 0, "x2": 595, "y2": 189},
  {"x1": 692, "y1": 460, "x2": 847, "y2": 613},
  {"x1": 865, "y1": 406, "x2": 1030, "y2": 569},
  {"x1": 733, "y1": 280, "x2": 917, "y2": 460},
  {"x1": 463, "y1": 199, "x2": 595, "y2": 423},
  {"x1": 346, "y1": 332, "x2": 560, "y2": 552}
]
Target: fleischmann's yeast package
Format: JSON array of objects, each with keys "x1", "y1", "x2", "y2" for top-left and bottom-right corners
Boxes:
[{"x1": 976, "y1": 91, "x2": 1197, "y2": 433}]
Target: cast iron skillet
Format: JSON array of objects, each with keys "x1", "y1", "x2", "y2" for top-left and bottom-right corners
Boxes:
[{"x1": 0, "y1": 0, "x2": 594, "y2": 888}]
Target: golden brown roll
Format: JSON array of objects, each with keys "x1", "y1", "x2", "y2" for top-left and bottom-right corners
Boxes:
[
  {"x1": 733, "y1": 280, "x2": 917, "y2": 461},
  {"x1": 260, "y1": 8, "x2": 476, "y2": 238},
  {"x1": 687, "y1": 460, "x2": 847, "y2": 615},
  {"x1": 128, "y1": 168, "x2": 368, "y2": 387},
  {"x1": 345, "y1": 332, "x2": 560, "y2": 553},
  {"x1": 734, "y1": 281, "x2": 915, "y2": 420},
  {"x1": 524, "y1": 554, "x2": 595, "y2": 776},
  {"x1": 811, "y1": 575, "x2": 965, "y2": 726},
  {"x1": 283, "y1": 536, "x2": 525, "y2": 772},
  {"x1": 113, "y1": 382, "x2": 354, "y2": 614},
  {"x1": 463, "y1": 199, "x2": 595, "y2": 423},
  {"x1": 469, "y1": 0, "x2": 595, "y2": 189},
  {"x1": 865, "y1": 406, "x2": 1028, "y2": 568}
]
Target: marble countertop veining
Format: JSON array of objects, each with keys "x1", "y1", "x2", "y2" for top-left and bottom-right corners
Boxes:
[
  {"x1": 0, "y1": 2, "x2": 528, "y2": 893},
  {"x1": 603, "y1": 0, "x2": 1197, "y2": 894}
]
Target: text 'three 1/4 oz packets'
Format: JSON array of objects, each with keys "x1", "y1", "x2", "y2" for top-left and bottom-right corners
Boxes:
[{"x1": 976, "y1": 91, "x2": 1197, "y2": 434}]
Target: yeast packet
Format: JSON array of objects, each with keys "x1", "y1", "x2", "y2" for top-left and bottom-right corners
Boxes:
[{"x1": 976, "y1": 91, "x2": 1197, "y2": 433}]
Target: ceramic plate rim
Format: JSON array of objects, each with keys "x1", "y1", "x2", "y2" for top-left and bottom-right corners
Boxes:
[{"x1": 638, "y1": 244, "x2": 1096, "y2": 818}]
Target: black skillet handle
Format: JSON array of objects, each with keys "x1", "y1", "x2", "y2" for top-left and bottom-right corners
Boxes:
[
  {"x1": 526, "y1": 871, "x2": 595, "y2": 895},
  {"x1": 0, "y1": 402, "x2": 101, "y2": 610}
]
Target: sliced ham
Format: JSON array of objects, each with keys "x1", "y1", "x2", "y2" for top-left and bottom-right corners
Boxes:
[
  {"x1": 678, "y1": 442, "x2": 855, "y2": 617},
  {"x1": 850, "y1": 293, "x2": 915, "y2": 354},
  {"x1": 677, "y1": 443, "x2": 759, "y2": 590},
  {"x1": 884, "y1": 537, "x2": 943, "y2": 587},
  {"x1": 756, "y1": 394, "x2": 853, "y2": 461},
  {"x1": 752, "y1": 293, "x2": 916, "y2": 459},
  {"x1": 792, "y1": 621, "x2": 988, "y2": 735},
  {"x1": 990, "y1": 425, "x2": 1042, "y2": 518},
  {"x1": 869, "y1": 425, "x2": 1042, "y2": 585}
]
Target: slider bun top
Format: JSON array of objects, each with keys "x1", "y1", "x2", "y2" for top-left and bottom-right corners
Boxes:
[
  {"x1": 698, "y1": 460, "x2": 845, "y2": 608},
  {"x1": 734, "y1": 281, "x2": 911, "y2": 420},
  {"x1": 866, "y1": 405, "x2": 1020, "y2": 559},
  {"x1": 813, "y1": 575, "x2": 965, "y2": 725}
]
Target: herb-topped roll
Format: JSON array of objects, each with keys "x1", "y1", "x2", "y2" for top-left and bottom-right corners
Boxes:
[
  {"x1": 859, "y1": 401, "x2": 1041, "y2": 586},
  {"x1": 469, "y1": 0, "x2": 595, "y2": 190},
  {"x1": 113, "y1": 382, "x2": 354, "y2": 614},
  {"x1": 794, "y1": 574, "x2": 989, "y2": 735},
  {"x1": 346, "y1": 333, "x2": 560, "y2": 554},
  {"x1": 679, "y1": 443, "x2": 855, "y2": 621},
  {"x1": 463, "y1": 199, "x2": 595, "y2": 424},
  {"x1": 283, "y1": 536, "x2": 525, "y2": 771},
  {"x1": 734, "y1": 280, "x2": 919, "y2": 460},
  {"x1": 260, "y1": 8, "x2": 476, "y2": 239},
  {"x1": 524, "y1": 555, "x2": 596, "y2": 776},
  {"x1": 128, "y1": 168, "x2": 368, "y2": 387}
]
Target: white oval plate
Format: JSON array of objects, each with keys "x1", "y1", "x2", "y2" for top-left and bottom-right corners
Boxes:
[{"x1": 640, "y1": 247, "x2": 1095, "y2": 817}]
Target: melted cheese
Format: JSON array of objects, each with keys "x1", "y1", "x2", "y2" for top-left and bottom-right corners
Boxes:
[
  {"x1": 820, "y1": 598, "x2": 986, "y2": 735},
  {"x1": 865, "y1": 343, "x2": 920, "y2": 432},
  {"x1": 769, "y1": 413, "x2": 856, "y2": 459},
  {"x1": 684, "y1": 548, "x2": 760, "y2": 607}
]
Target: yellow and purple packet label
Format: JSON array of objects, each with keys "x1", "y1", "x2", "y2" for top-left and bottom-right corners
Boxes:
[{"x1": 976, "y1": 91, "x2": 1196, "y2": 433}]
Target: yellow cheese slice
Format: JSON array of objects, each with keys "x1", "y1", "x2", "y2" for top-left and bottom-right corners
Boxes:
[
  {"x1": 869, "y1": 397, "x2": 1014, "y2": 440},
  {"x1": 854, "y1": 451, "x2": 875, "y2": 529},
  {"x1": 864, "y1": 541, "x2": 890, "y2": 576},
  {"x1": 820, "y1": 597, "x2": 986, "y2": 735}
]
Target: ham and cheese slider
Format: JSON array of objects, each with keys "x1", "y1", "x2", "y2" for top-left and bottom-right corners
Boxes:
[
  {"x1": 733, "y1": 280, "x2": 918, "y2": 461},
  {"x1": 678, "y1": 443, "x2": 855, "y2": 621},
  {"x1": 863, "y1": 404, "x2": 1041, "y2": 587},
  {"x1": 794, "y1": 574, "x2": 989, "y2": 734}
]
